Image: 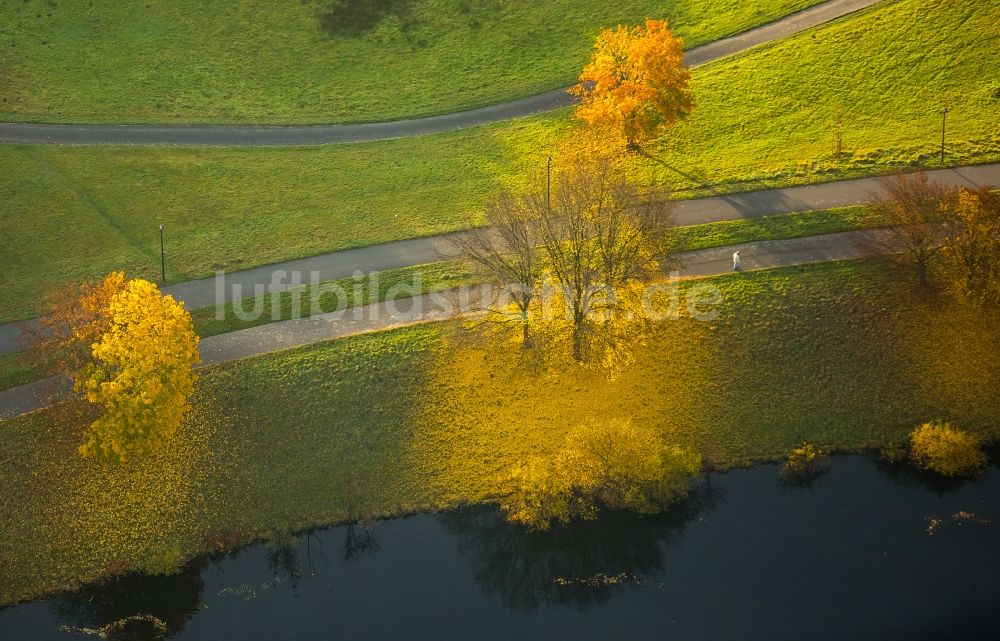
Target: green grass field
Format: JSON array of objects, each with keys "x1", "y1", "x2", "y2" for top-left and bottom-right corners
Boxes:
[
  {"x1": 641, "y1": 0, "x2": 1000, "y2": 194},
  {"x1": 3, "y1": 258, "x2": 999, "y2": 604},
  {"x1": 0, "y1": 113, "x2": 567, "y2": 323},
  {"x1": 670, "y1": 205, "x2": 882, "y2": 251},
  {"x1": 0, "y1": 0, "x2": 819, "y2": 124},
  {"x1": 0, "y1": 351, "x2": 37, "y2": 390},
  {"x1": 2, "y1": 0, "x2": 996, "y2": 324}
]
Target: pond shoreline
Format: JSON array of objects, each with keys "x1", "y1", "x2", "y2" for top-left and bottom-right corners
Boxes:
[
  {"x1": 5, "y1": 452, "x2": 999, "y2": 639},
  {"x1": 0, "y1": 445, "x2": 1000, "y2": 613}
]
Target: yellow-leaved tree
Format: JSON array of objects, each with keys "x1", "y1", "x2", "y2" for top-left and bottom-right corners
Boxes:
[
  {"x1": 944, "y1": 186, "x2": 1000, "y2": 307},
  {"x1": 499, "y1": 450, "x2": 597, "y2": 531},
  {"x1": 25, "y1": 272, "x2": 200, "y2": 463},
  {"x1": 77, "y1": 277, "x2": 200, "y2": 463},
  {"x1": 575, "y1": 419, "x2": 701, "y2": 514},
  {"x1": 499, "y1": 420, "x2": 700, "y2": 530},
  {"x1": 910, "y1": 421, "x2": 986, "y2": 477},
  {"x1": 571, "y1": 18, "x2": 693, "y2": 149}
]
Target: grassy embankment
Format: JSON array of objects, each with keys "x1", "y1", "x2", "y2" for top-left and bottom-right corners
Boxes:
[
  {"x1": 0, "y1": 0, "x2": 819, "y2": 124},
  {"x1": 1, "y1": 0, "x2": 996, "y2": 323},
  {"x1": 2, "y1": 258, "x2": 999, "y2": 605}
]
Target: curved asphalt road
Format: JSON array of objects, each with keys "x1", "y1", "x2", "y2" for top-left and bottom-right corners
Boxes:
[{"x1": 0, "y1": 0, "x2": 882, "y2": 146}]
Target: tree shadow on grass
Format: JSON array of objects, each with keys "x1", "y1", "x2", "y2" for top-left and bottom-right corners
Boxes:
[
  {"x1": 638, "y1": 148, "x2": 807, "y2": 219},
  {"x1": 317, "y1": 0, "x2": 415, "y2": 37}
]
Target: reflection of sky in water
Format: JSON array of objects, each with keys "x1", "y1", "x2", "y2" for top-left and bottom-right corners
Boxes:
[{"x1": 3, "y1": 454, "x2": 998, "y2": 641}]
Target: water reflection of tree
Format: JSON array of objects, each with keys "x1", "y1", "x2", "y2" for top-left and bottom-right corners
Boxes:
[
  {"x1": 869, "y1": 453, "x2": 975, "y2": 494},
  {"x1": 343, "y1": 522, "x2": 380, "y2": 561},
  {"x1": 266, "y1": 541, "x2": 301, "y2": 590},
  {"x1": 264, "y1": 521, "x2": 380, "y2": 591},
  {"x1": 440, "y1": 487, "x2": 720, "y2": 613},
  {"x1": 53, "y1": 559, "x2": 206, "y2": 640}
]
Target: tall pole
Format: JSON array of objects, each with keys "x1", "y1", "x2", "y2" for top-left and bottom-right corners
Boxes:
[
  {"x1": 940, "y1": 107, "x2": 948, "y2": 165},
  {"x1": 159, "y1": 224, "x2": 166, "y2": 284},
  {"x1": 546, "y1": 155, "x2": 552, "y2": 213}
]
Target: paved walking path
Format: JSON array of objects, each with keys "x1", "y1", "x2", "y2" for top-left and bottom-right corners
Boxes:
[
  {"x1": 0, "y1": 0, "x2": 882, "y2": 147},
  {"x1": 0, "y1": 227, "x2": 897, "y2": 419},
  {"x1": 1, "y1": 163, "x2": 996, "y2": 355}
]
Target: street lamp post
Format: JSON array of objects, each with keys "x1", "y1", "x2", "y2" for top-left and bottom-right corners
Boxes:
[
  {"x1": 940, "y1": 107, "x2": 948, "y2": 166},
  {"x1": 546, "y1": 155, "x2": 552, "y2": 213},
  {"x1": 159, "y1": 224, "x2": 166, "y2": 284}
]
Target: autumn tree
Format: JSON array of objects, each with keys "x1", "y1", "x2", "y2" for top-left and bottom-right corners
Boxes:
[
  {"x1": 943, "y1": 186, "x2": 1000, "y2": 307},
  {"x1": 910, "y1": 421, "x2": 986, "y2": 477},
  {"x1": 779, "y1": 443, "x2": 830, "y2": 485},
  {"x1": 538, "y1": 155, "x2": 673, "y2": 361},
  {"x1": 499, "y1": 420, "x2": 700, "y2": 531},
  {"x1": 499, "y1": 450, "x2": 596, "y2": 531},
  {"x1": 22, "y1": 271, "x2": 128, "y2": 376},
  {"x1": 574, "y1": 419, "x2": 700, "y2": 514},
  {"x1": 453, "y1": 190, "x2": 541, "y2": 349},
  {"x1": 24, "y1": 273, "x2": 200, "y2": 463},
  {"x1": 867, "y1": 171, "x2": 957, "y2": 286},
  {"x1": 571, "y1": 18, "x2": 693, "y2": 149}
]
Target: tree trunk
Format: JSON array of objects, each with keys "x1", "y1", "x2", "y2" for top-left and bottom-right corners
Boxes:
[
  {"x1": 521, "y1": 309, "x2": 532, "y2": 350},
  {"x1": 917, "y1": 255, "x2": 929, "y2": 287},
  {"x1": 571, "y1": 319, "x2": 584, "y2": 362}
]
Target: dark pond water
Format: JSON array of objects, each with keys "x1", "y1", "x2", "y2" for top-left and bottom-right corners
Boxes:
[{"x1": 2, "y1": 455, "x2": 999, "y2": 641}]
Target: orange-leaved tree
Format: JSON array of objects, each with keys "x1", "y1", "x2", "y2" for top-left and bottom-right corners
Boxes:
[
  {"x1": 25, "y1": 272, "x2": 200, "y2": 463},
  {"x1": 23, "y1": 271, "x2": 128, "y2": 375},
  {"x1": 571, "y1": 18, "x2": 693, "y2": 150}
]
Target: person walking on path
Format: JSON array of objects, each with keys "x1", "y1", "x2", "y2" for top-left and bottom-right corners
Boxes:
[{"x1": 733, "y1": 250, "x2": 742, "y2": 272}]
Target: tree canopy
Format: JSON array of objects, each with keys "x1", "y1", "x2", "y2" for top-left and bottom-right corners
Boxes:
[
  {"x1": 867, "y1": 171, "x2": 956, "y2": 286},
  {"x1": 25, "y1": 273, "x2": 200, "y2": 463},
  {"x1": 571, "y1": 18, "x2": 693, "y2": 148},
  {"x1": 499, "y1": 419, "x2": 700, "y2": 530},
  {"x1": 455, "y1": 150, "x2": 673, "y2": 364},
  {"x1": 944, "y1": 186, "x2": 1000, "y2": 307}
]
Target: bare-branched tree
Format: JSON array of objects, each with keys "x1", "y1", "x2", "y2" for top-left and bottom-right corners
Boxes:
[
  {"x1": 868, "y1": 171, "x2": 958, "y2": 287},
  {"x1": 538, "y1": 156, "x2": 673, "y2": 361},
  {"x1": 452, "y1": 190, "x2": 540, "y2": 348},
  {"x1": 457, "y1": 154, "x2": 673, "y2": 362}
]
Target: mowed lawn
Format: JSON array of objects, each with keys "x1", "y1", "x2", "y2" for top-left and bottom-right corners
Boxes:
[
  {"x1": 3, "y1": 259, "x2": 1000, "y2": 604},
  {"x1": 0, "y1": 0, "x2": 819, "y2": 124},
  {"x1": 0, "y1": 113, "x2": 569, "y2": 322},
  {"x1": 669, "y1": 205, "x2": 881, "y2": 251},
  {"x1": 2, "y1": 0, "x2": 998, "y2": 323},
  {"x1": 642, "y1": 0, "x2": 1000, "y2": 193}
]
